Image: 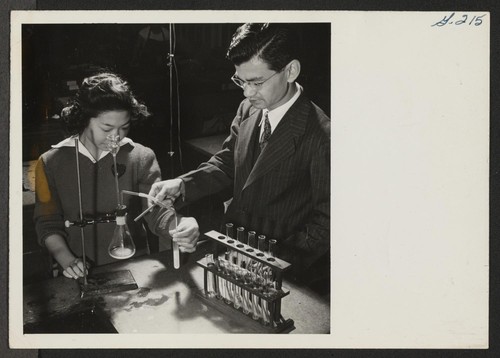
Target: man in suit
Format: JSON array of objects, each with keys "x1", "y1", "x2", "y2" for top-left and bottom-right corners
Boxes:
[{"x1": 149, "y1": 23, "x2": 330, "y2": 289}]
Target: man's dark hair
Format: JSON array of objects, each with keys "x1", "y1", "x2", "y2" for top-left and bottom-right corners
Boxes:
[{"x1": 226, "y1": 23, "x2": 298, "y2": 71}]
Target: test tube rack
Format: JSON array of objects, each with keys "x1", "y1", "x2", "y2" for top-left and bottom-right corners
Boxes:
[{"x1": 196, "y1": 230, "x2": 295, "y2": 333}]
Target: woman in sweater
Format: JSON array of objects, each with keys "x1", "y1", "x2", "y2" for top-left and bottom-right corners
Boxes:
[{"x1": 34, "y1": 72, "x2": 199, "y2": 279}]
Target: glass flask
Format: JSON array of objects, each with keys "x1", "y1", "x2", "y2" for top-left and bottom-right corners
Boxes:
[{"x1": 108, "y1": 205, "x2": 136, "y2": 259}]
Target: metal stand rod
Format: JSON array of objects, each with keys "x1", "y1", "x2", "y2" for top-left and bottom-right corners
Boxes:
[
  {"x1": 112, "y1": 153, "x2": 121, "y2": 206},
  {"x1": 168, "y1": 23, "x2": 174, "y2": 158},
  {"x1": 74, "y1": 137, "x2": 88, "y2": 286}
]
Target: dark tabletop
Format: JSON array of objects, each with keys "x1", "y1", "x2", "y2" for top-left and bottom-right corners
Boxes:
[{"x1": 23, "y1": 243, "x2": 330, "y2": 334}]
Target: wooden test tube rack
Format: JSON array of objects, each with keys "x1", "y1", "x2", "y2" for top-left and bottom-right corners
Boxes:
[{"x1": 196, "y1": 230, "x2": 295, "y2": 333}]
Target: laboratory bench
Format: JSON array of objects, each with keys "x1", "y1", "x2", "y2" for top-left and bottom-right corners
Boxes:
[
  {"x1": 22, "y1": 136, "x2": 330, "y2": 335},
  {"x1": 23, "y1": 243, "x2": 330, "y2": 335}
]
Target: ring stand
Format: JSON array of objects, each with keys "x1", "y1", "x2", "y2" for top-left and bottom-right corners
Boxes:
[{"x1": 71, "y1": 137, "x2": 138, "y2": 299}]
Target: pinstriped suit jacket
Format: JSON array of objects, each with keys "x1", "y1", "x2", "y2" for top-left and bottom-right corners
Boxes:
[{"x1": 181, "y1": 92, "x2": 330, "y2": 278}]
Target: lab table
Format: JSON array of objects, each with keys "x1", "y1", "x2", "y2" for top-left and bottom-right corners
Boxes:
[{"x1": 23, "y1": 246, "x2": 330, "y2": 334}]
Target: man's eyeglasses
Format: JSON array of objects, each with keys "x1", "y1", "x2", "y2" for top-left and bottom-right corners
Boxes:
[{"x1": 231, "y1": 67, "x2": 284, "y2": 90}]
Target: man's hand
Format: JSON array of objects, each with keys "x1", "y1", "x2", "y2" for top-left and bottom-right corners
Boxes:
[
  {"x1": 170, "y1": 216, "x2": 199, "y2": 253},
  {"x1": 148, "y1": 179, "x2": 184, "y2": 207}
]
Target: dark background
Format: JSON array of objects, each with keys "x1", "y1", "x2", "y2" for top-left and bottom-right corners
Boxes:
[{"x1": 22, "y1": 23, "x2": 330, "y2": 179}]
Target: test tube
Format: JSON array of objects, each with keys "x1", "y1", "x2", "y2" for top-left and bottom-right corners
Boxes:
[
  {"x1": 255, "y1": 271, "x2": 265, "y2": 291},
  {"x1": 172, "y1": 213, "x2": 180, "y2": 269},
  {"x1": 221, "y1": 251, "x2": 227, "y2": 268},
  {"x1": 234, "y1": 274, "x2": 243, "y2": 310},
  {"x1": 245, "y1": 231, "x2": 256, "y2": 272},
  {"x1": 250, "y1": 260, "x2": 261, "y2": 281},
  {"x1": 243, "y1": 269, "x2": 254, "y2": 315},
  {"x1": 225, "y1": 223, "x2": 234, "y2": 239},
  {"x1": 262, "y1": 267, "x2": 275, "y2": 296},
  {"x1": 205, "y1": 254, "x2": 216, "y2": 298},
  {"x1": 251, "y1": 292, "x2": 261, "y2": 321},
  {"x1": 236, "y1": 227, "x2": 245, "y2": 266},
  {"x1": 230, "y1": 251, "x2": 238, "y2": 267},
  {"x1": 236, "y1": 266, "x2": 245, "y2": 281},
  {"x1": 215, "y1": 258, "x2": 224, "y2": 300},
  {"x1": 242, "y1": 289, "x2": 252, "y2": 315},
  {"x1": 221, "y1": 259, "x2": 233, "y2": 304},
  {"x1": 227, "y1": 280, "x2": 235, "y2": 305},
  {"x1": 258, "y1": 235, "x2": 267, "y2": 253},
  {"x1": 225, "y1": 251, "x2": 238, "y2": 305},
  {"x1": 224, "y1": 251, "x2": 232, "y2": 273},
  {"x1": 237, "y1": 227, "x2": 246, "y2": 244},
  {"x1": 247, "y1": 231, "x2": 256, "y2": 248},
  {"x1": 267, "y1": 239, "x2": 277, "y2": 257},
  {"x1": 232, "y1": 259, "x2": 239, "y2": 280},
  {"x1": 261, "y1": 300, "x2": 271, "y2": 326},
  {"x1": 225, "y1": 223, "x2": 236, "y2": 272}
]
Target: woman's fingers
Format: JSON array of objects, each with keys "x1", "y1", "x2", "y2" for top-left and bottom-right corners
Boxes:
[{"x1": 63, "y1": 258, "x2": 88, "y2": 279}]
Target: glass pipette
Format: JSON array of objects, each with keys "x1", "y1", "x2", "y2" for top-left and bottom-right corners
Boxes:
[{"x1": 122, "y1": 189, "x2": 179, "y2": 268}]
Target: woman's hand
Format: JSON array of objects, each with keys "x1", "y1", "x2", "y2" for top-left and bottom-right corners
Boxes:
[
  {"x1": 62, "y1": 257, "x2": 89, "y2": 279},
  {"x1": 44, "y1": 234, "x2": 89, "y2": 279}
]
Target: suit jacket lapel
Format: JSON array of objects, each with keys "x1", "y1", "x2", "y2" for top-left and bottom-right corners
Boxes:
[
  {"x1": 243, "y1": 94, "x2": 310, "y2": 191},
  {"x1": 235, "y1": 108, "x2": 261, "y2": 193}
]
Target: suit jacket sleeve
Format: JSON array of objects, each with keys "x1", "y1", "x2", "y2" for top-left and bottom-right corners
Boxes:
[
  {"x1": 139, "y1": 147, "x2": 177, "y2": 237},
  {"x1": 179, "y1": 101, "x2": 245, "y2": 202}
]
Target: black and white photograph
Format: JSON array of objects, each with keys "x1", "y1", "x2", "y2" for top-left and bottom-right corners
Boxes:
[
  {"x1": 17, "y1": 17, "x2": 331, "y2": 337},
  {"x1": 7, "y1": 10, "x2": 489, "y2": 350}
]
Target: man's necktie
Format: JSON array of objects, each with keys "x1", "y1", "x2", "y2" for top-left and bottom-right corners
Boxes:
[{"x1": 260, "y1": 111, "x2": 272, "y2": 151}]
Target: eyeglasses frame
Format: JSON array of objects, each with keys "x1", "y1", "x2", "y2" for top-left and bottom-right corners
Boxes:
[{"x1": 231, "y1": 64, "x2": 287, "y2": 90}]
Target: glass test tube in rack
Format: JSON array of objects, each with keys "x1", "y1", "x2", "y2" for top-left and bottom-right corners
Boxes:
[{"x1": 196, "y1": 228, "x2": 295, "y2": 333}]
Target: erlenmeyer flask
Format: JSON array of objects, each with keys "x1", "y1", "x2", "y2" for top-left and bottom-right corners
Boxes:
[{"x1": 108, "y1": 205, "x2": 136, "y2": 259}]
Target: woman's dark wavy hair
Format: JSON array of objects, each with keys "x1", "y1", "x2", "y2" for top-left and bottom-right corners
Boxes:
[
  {"x1": 226, "y1": 23, "x2": 298, "y2": 71},
  {"x1": 61, "y1": 72, "x2": 150, "y2": 135}
]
